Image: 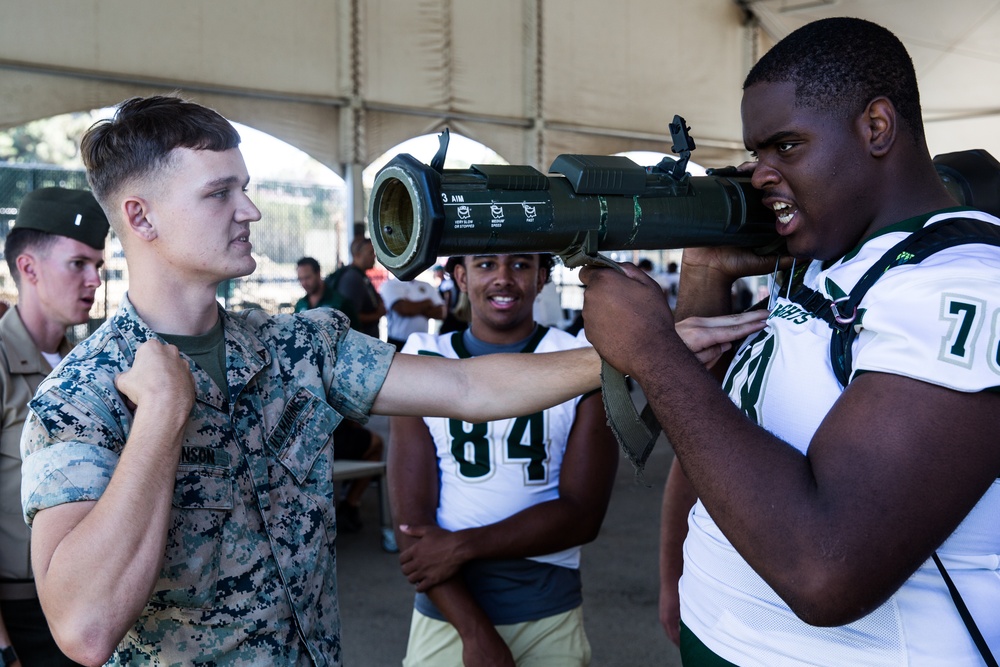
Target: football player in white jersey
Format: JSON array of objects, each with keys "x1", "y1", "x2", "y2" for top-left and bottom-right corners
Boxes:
[
  {"x1": 389, "y1": 253, "x2": 617, "y2": 666},
  {"x1": 581, "y1": 17, "x2": 1000, "y2": 667}
]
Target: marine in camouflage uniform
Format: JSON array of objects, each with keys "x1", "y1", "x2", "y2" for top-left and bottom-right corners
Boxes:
[
  {"x1": 21, "y1": 295, "x2": 394, "y2": 665},
  {"x1": 1, "y1": 186, "x2": 107, "y2": 667}
]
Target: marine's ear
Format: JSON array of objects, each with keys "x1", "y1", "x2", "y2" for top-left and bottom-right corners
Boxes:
[
  {"x1": 15, "y1": 252, "x2": 38, "y2": 284},
  {"x1": 122, "y1": 196, "x2": 158, "y2": 241}
]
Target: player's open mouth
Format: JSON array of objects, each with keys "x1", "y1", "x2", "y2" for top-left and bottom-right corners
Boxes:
[{"x1": 772, "y1": 201, "x2": 795, "y2": 226}]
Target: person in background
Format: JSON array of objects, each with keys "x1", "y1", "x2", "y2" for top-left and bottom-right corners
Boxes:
[
  {"x1": 390, "y1": 253, "x2": 617, "y2": 666},
  {"x1": 730, "y1": 275, "x2": 754, "y2": 312},
  {"x1": 636, "y1": 258, "x2": 657, "y2": 278},
  {"x1": 332, "y1": 237, "x2": 386, "y2": 338},
  {"x1": 1, "y1": 187, "x2": 108, "y2": 667},
  {"x1": 294, "y1": 255, "x2": 377, "y2": 533},
  {"x1": 380, "y1": 275, "x2": 446, "y2": 351},
  {"x1": 660, "y1": 261, "x2": 680, "y2": 310},
  {"x1": 294, "y1": 256, "x2": 357, "y2": 325},
  {"x1": 437, "y1": 257, "x2": 468, "y2": 335},
  {"x1": 431, "y1": 264, "x2": 447, "y2": 289}
]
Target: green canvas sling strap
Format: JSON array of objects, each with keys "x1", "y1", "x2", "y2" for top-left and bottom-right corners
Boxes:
[{"x1": 560, "y1": 248, "x2": 662, "y2": 475}]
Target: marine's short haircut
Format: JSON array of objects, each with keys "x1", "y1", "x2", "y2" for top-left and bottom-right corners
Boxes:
[
  {"x1": 744, "y1": 17, "x2": 924, "y2": 142},
  {"x1": 4, "y1": 228, "x2": 59, "y2": 286},
  {"x1": 81, "y1": 95, "x2": 242, "y2": 207},
  {"x1": 297, "y1": 256, "x2": 321, "y2": 274}
]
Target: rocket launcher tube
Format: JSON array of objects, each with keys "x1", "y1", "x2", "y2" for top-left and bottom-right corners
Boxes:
[
  {"x1": 369, "y1": 147, "x2": 1000, "y2": 281},
  {"x1": 369, "y1": 152, "x2": 778, "y2": 280}
]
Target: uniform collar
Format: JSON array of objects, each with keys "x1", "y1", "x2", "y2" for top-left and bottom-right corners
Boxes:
[
  {"x1": 111, "y1": 294, "x2": 270, "y2": 409},
  {"x1": 0, "y1": 307, "x2": 72, "y2": 375}
]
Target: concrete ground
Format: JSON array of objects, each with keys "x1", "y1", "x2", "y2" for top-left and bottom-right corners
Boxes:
[{"x1": 336, "y1": 403, "x2": 682, "y2": 667}]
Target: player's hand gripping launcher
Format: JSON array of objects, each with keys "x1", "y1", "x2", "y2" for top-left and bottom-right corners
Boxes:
[{"x1": 368, "y1": 115, "x2": 1000, "y2": 281}]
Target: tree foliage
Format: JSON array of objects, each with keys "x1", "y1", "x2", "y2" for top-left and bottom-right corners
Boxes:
[{"x1": 0, "y1": 111, "x2": 107, "y2": 166}]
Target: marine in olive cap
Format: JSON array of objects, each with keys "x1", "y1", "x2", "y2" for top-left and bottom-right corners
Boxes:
[
  {"x1": 0, "y1": 188, "x2": 108, "y2": 666},
  {"x1": 4, "y1": 186, "x2": 108, "y2": 330},
  {"x1": 10, "y1": 187, "x2": 110, "y2": 251}
]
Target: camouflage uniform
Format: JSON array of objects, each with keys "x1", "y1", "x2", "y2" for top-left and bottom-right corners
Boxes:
[{"x1": 20, "y1": 295, "x2": 395, "y2": 666}]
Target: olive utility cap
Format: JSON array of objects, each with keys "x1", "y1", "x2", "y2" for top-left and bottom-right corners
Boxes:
[{"x1": 13, "y1": 187, "x2": 110, "y2": 250}]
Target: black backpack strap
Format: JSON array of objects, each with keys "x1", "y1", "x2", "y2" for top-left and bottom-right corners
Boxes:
[
  {"x1": 932, "y1": 553, "x2": 999, "y2": 667},
  {"x1": 790, "y1": 217, "x2": 1000, "y2": 386},
  {"x1": 324, "y1": 265, "x2": 349, "y2": 291}
]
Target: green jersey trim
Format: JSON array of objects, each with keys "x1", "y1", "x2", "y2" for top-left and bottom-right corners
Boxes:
[{"x1": 842, "y1": 206, "x2": 974, "y2": 262}]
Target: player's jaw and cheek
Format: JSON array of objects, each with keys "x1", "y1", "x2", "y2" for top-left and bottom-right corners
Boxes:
[{"x1": 742, "y1": 81, "x2": 877, "y2": 262}]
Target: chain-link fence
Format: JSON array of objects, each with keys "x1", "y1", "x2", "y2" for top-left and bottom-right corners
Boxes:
[{"x1": 0, "y1": 163, "x2": 346, "y2": 341}]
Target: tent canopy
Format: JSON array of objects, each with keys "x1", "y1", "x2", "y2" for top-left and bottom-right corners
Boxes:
[{"x1": 2, "y1": 0, "x2": 998, "y2": 188}]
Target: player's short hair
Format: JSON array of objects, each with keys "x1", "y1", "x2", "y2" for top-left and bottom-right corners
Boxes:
[
  {"x1": 297, "y1": 256, "x2": 321, "y2": 274},
  {"x1": 744, "y1": 17, "x2": 924, "y2": 143},
  {"x1": 81, "y1": 95, "x2": 241, "y2": 210}
]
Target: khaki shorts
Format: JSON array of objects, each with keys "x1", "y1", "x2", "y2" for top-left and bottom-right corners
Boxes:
[{"x1": 403, "y1": 606, "x2": 591, "y2": 667}]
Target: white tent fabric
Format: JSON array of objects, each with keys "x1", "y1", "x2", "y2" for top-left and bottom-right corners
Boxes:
[
  {"x1": 746, "y1": 0, "x2": 1000, "y2": 166},
  {"x1": 1, "y1": 0, "x2": 998, "y2": 189}
]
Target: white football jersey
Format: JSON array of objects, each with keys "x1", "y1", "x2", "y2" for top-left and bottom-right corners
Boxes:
[
  {"x1": 401, "y1": 326, "x2": 589, "y2": 569},
  {"x1": 682, "y1": 209, "x2": 1000, "y2": 666}
]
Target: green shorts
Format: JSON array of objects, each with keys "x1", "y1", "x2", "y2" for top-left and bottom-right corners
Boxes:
[
  {"x1": 403, "y1": 606, "x2": 592, "y2": 667},
  {"x1": 679, "y1": 621, "x2": 739, "y2": 666}
]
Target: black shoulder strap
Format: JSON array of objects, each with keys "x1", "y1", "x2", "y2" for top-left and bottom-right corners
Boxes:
[
  {"x1": 790, "y1": 217, "x2": 1000, "y2": 386},
  {"x1": 933, "y1": 552, "x2": 999, "y2": 666}
]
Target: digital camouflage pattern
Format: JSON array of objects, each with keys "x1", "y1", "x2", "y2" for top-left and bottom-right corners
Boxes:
[{"x1": 20, "y1": 295, "x2": 395, "y2": 666}]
